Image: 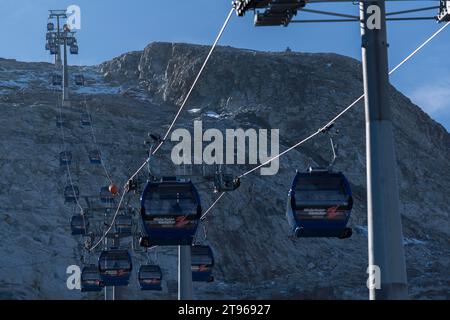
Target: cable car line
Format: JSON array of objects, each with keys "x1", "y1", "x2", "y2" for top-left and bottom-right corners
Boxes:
[
  {"x1": 53, "y1": 64, "x2": 117, "y2": 255},
  {"x1": 46, "y1": 17, "x2": 133, "y2": 297},
  {"x1": 200, "y1": 192, "x2": 226, "y2": 221},
  {"x1": 41, "y1": 3, "x2": 448, "y2": 298},
  {"x1": 151, "y1": 8, "x2": 234, "y2": 156},
  {"x1": 48, "y1": 42, "x2": 90, "y2": 237},
  {"x1": 83, "y1": 99, "x2": 114, "y2": 185},
  {"x1": 88, "y1": 190, "x2": 127, "y2": 251},
  {"x1": 124, "y1": 8, "x2": 235, "y2": 184},
  {"x1": 92, "y1": 8, "x2": 235, "y2": 248},
  {"x1": 199, "y1": 21, "x2": 450, "y2": 222},
  {"x1": 240, "y1": 21, "x2": 450, "y2": 179},
  {"x1": 57, "y1": 92, "x2": 84, "y2": 214},
  {"x1": 389, "y1": 20, "x2": 449, "y2": 74},
  {"x1": 56, "y1": 90, "x2": 90, "y2": 252}
]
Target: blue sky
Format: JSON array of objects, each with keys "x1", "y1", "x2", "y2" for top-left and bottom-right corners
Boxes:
[{"x1": 0, "y1": 0, "x2": 448, "y2": 130}]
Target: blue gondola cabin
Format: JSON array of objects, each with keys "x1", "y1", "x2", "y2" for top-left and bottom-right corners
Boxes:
[
  {"x1": 70, "y1": 44, "x2": 79, "y2": 55},
  {"x1": 138, "y1": 265, "x2": 163, "y2": 291},
  {"x1": 140, "y1": 177, "x2": 202, "y2": 247},
  {"x1": 80, "y1": 113, "x2": 91, "y2": 126},
  {"x1": 59, "y1": 151, "x2": 72, "y2": 166},
  {"x1": 64, "y1": 185, "x2": 80, "y2": 203},
  {"x1": 88, "y1": 150, "x2": 102, "y2": 165},
  {"x1": 81, "y1": 265, "x2": 104, "y2": 292},
  {"x1": 47, "y1": 22, "x2": 54, "y2": 31},
  {"x1": 56, "y1": 115, "x2": 64, "y2": 128},
  {"x1": 115, "y1": 214, "x2": 133, "y2": 237},
  {"x1": 70, "y1": 214, "x2": 89, "y2": 236},
  {"x1": 191, "y1": 245, "x2": 215, "y2": 282},
  {"x1": 51, "y1": 74, "x2": 62, "y2": 85},
  {"x1": 74, "y1": 74, "x2": 85, "y2": 86},
  {"x1": 98, "y1": 249, "x2": 132, "y2": 287},
  {"x1": 49, "y1": 45, "x2": 58, "y2": 55},
  {"x1": 286, "y1": 168, "x2": 353, "y2": 239}
]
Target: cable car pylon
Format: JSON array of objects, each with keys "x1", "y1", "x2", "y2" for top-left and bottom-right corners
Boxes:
[
  {"x1": 179, "y1": 245, "x2": 193, "y2": 300},
  {"x1": 360, "y1": 1, "x2": 407, "y2": 300}
]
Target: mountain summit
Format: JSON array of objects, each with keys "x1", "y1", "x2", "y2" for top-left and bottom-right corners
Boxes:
[{"x1": 0, "y1": 42, "x2": 448, "y2": 299}]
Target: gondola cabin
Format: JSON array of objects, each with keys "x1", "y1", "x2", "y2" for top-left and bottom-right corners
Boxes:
[
  {"x1": 80, "y1": 113, "x2": 91, "y2": 126},
  {"x1": 98, "y1": 249, "x2": 132, "y2": 286},
  {"x1": 70, "y1": 44, "x2": 79, "y2": 55},
  {"x1": 70, "y1": 214, "x2": 89, "y2": 236},
  {"x1": 81, "y1": 265, "x2": 104, "y2": 292},
  {"x1": 140, "y1": 177, "x2": 202, "y2": 246},
  {"x1": 286, "y1": 169, "x2": 353, "y2": 239},
  {"x1": 56, "y1": 115, "x2": 64, "y2": 128},
  {"x1": 51, "y1": 74, "x2": 62, "y2": 86},
  {"x1": 115, "y1": 214, "x2": 133, "y2": 237},
  {"x1": 59, "y1": 151, "x2": 72, "y2": 166},
  {"x1": 191, "y1": 245, "x2": 214, "y2": 282},
  {"x1": 47, "y1": 22, "x2": 54, "y2": 31},
  {"x1": 138, "y1": 265, "x2": 163, "y2": 291},
  {"x1": 64, "y1": 185, "x2": 80, "y2": 203},
  {"x1": 66, "y1": 37, "x2": 75, "y2": 46},
  {"x1": 88, "y1": 150, "x2": 101, "y2": 165},
  {"x1": 49, "y1": 45, "x2": 58, "y2": 55},
  {"x1": 100, "y1": 186, "x2": 115, "y2": 204},
  {"x1": 74, "y1": 74, "x2": 85, "y2": 86}
]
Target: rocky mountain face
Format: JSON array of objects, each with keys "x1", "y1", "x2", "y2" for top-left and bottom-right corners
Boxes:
[{"x1": 0, "y1": 42, "x2": 448, "y2": 300}]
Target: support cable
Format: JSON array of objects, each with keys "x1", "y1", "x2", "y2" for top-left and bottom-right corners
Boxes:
[
  {"x1": 84, "y1": 99, "x2": 114, "y2": 185},
  {"x1": 152, "y1": 8, "x2": 234, "y2": 156},
  {"x1": 89, "y1": 9, "x2": 234, "y2": 248},
  {"x1": 200, "y1": 21, "x2": 450, "y2": 221}
]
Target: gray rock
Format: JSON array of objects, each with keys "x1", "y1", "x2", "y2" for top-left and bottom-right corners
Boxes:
[{"x1": 0, "y1": 42, "x2": 448, "y2": 300}]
